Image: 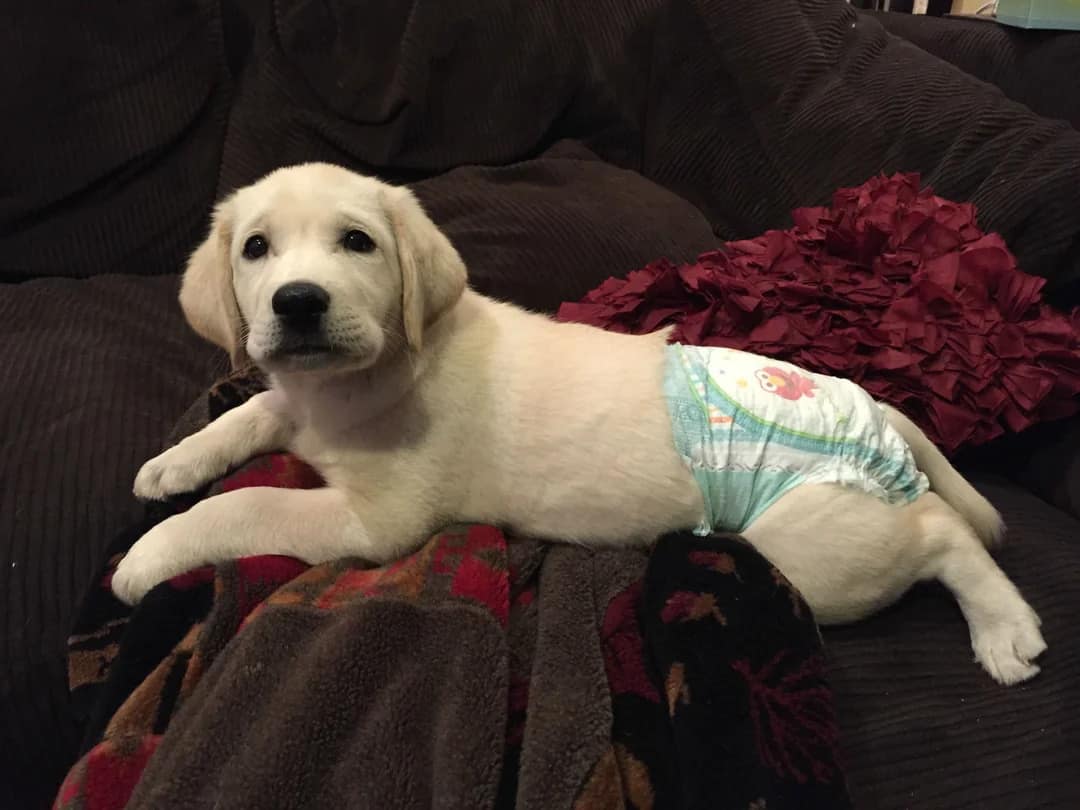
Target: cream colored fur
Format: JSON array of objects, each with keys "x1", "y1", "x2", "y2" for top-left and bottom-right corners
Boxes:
[{"x1": 114, "y1": 163, "x2": 1046, "y2": 685}]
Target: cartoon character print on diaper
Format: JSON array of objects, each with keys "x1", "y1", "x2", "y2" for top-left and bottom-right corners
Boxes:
[{"x1": 755, "y1": 366, "x2": 817, "y2": 401}]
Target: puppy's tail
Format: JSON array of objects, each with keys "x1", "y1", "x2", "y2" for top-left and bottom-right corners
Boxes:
[{"x1": 883, "y1": 404, "x2": 1005, "y2": 547}]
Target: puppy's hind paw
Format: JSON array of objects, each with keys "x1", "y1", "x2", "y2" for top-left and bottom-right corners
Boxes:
[{"x1": 971, "y1": 608, "x2": 1047, "y2": 686}]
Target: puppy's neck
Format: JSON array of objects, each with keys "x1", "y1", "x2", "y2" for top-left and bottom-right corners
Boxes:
[{"x1": 270, "y1": 348, "x2": 427, "y2": 429}]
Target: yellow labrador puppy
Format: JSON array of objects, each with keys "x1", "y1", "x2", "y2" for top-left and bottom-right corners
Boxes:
[{"x1": 114, "y1": 163, "x2": 1045, "y2": 685}]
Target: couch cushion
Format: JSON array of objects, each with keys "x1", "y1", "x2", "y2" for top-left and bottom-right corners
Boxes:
[
  {"x1": 0, "y1": 275, "x2": 218, "y2": 808},
  {"x1": 637, "y1": 0, "x2": 1080, "y2": 308},
  {"x1": 0, "y1": 1, "x2": 229, "y2": 280},
  {"x1": 213, "y1": 0, "x2": 1080, "y2": 308},
  {"x1": 826, "y1": 478, "x2": 1080, "y2": 809},
  {"x1": 213, "y1": 0, "x2": 663, "y2": 190},
  {"x1": 989, "y1": 416, "x2": 1080, "y2": 520},
  {"x1": 871, "y1": 11, "x2": 1080, "y2": 131},
  {"x1": 412, "y1": 142, "x2": 721, "y2": 313}
]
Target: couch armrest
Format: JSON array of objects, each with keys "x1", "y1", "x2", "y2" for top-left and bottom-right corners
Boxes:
[{"x1": 868, "y1": 10, "x2": 1080, "y2": 131}]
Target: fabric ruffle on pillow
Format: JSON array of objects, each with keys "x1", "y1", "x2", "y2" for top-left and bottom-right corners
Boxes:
[{"x1": 557, "y1": 173, "x2": 1080, "y2": 454}]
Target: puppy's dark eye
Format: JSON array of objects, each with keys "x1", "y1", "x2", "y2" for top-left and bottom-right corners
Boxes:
[
  {"x1": 343, "y1": 229, "x2": 375, "y2": 253},
  {"x1": 242, "y1": 234, "x2": 269, "y2": 260}
]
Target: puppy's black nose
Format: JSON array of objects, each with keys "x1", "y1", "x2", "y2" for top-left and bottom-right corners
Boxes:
[{"x1": 272, "y1": 282, "x2": 330, "y2": 320}]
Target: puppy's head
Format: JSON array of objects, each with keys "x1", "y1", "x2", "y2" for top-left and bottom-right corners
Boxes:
[{"x1": 180, "y1": 162, "x2": 467, "y2": 374}]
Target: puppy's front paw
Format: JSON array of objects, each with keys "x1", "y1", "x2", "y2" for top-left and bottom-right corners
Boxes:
[
  {"x1": 111, "y1": 549, "x2": 158, "y2": 607},
  {"x1": 971, "y1": 605, "x2": 1047, "y2": 686},
  {"x1": 134, "y1": 441, "x2": 226, "y2": 501},
  {"x1": 111, "y1": 518, "x2": 190, "y2": 605}
]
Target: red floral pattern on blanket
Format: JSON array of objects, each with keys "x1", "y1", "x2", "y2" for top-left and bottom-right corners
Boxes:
[{"x1": 557, "y1": 173, "x2": 1080, "y2": 453}]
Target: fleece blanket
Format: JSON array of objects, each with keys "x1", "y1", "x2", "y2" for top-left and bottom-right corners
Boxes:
[{"x1": 57, "y1": 372, "x2": 851, "y2": 810}]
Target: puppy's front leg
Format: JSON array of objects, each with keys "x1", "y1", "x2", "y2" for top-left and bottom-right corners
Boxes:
[
  {"x1": 135, "y1": 390, "x2": 294, "y2": 500},
  {"x1": 111, "y1": 487, "x2": 373, "y2": 605}
]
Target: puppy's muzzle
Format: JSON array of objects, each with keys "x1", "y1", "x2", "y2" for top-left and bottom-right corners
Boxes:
[
  {"x1": 271, "y1": 282, "x2": 334, "y2": 360},
  {"x1": 273, "y1": 281, "x2": 330, "y2": 330}
]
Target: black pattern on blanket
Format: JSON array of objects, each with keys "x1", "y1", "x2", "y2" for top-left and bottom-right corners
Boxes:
[{"x1": 58, "y1": 372, "x2": 851, "y2": 809}]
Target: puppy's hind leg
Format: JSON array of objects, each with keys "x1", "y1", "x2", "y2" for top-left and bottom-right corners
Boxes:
[
  {"x1": 742, "y1": 484, "x2": 931, "y2": 625},
  {"x1": 917, "y1": 493, "x2": 1046, "y2": 685},
  {"x1": 882, "y1": 404, "x2": 1004, "y2": 546}
]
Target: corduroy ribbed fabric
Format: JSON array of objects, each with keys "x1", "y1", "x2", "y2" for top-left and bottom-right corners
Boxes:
[
  {"x1": 212, "y1": 0, "x2": 1080, "y2": 305},
  {"x1": 825, "y1": 479, "x2": 1080, "y2": 809},
  {"x1": 0, "y1": 276, "x2": 220, "y2": 808},
  {"x1": 873, "y1": 10, "x2": 1080, "y2": 131},
  {"x1": 0, "y1": 0, "x2": 230, "y2": 280}
]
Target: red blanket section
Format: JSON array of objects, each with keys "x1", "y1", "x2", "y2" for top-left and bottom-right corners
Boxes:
[{"x1": 557, "y1": 174, "x2": 1080, "y2": 454}]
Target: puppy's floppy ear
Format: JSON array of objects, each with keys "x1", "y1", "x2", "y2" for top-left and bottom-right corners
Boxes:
[
  {"x1": 382, "y1": 186, "x2": 467, "y2": 351},
  {"x1": 179, "y1": 197, "x2": 250, "y2": 368}
]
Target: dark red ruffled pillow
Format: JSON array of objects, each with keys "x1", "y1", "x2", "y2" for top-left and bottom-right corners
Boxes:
[{"x1": 557, "y1": 173, "x2": 1080, "y2": 454}]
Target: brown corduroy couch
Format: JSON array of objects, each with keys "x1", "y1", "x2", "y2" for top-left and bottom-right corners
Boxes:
[{"x1": 2, "y1": 2, "x2": 1079, "y2": 807}]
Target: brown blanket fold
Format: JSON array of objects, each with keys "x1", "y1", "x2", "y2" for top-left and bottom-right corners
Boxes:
[{"x1": 131, "y1": 590, "x2": 510, "y2": 808}]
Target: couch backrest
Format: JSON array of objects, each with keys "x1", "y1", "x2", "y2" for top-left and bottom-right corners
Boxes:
[
  {"x1": 4, "y1": 0, "x2": 1080, "y2": 311},
  {"x1": 0, "y1": 0, "x2": 230, "y2": 280}
]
